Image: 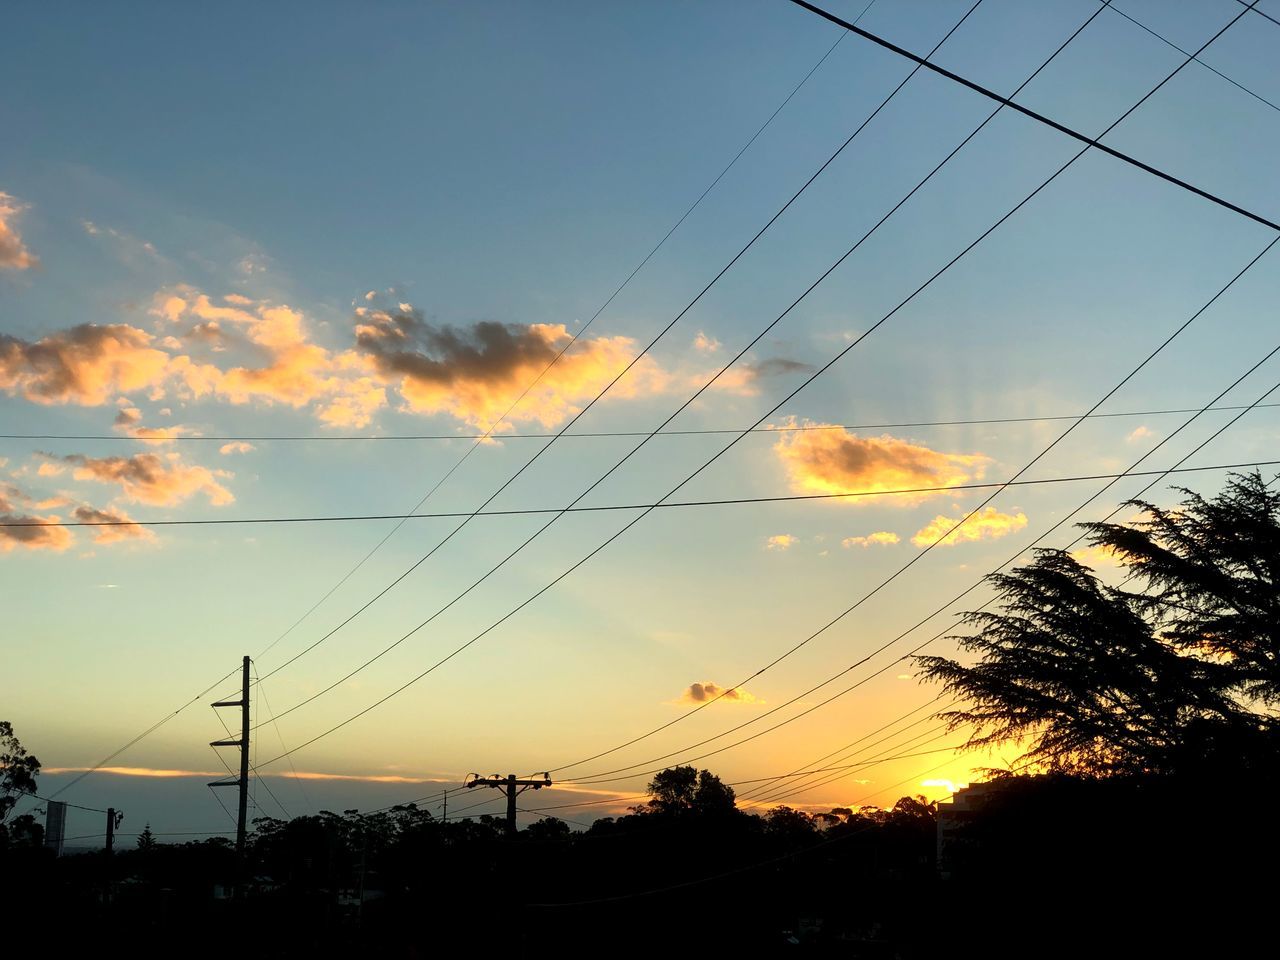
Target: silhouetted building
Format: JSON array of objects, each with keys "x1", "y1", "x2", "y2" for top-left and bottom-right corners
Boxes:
[
  {"x1": 936, "y1": 782, "x2": 1004, "y2": 878},
  {"x1": 43, "y1": 801, "x2": 66, "y2": 856}
]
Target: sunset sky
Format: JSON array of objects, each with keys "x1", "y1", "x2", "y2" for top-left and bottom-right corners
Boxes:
[{"x1": 4, "y1": 0, "x2": 1279, "y2": 841}]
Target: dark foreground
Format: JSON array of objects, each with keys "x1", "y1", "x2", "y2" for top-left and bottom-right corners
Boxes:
[{"x1": 3, "y1": 773, "x2": 1274, "y2": 957}]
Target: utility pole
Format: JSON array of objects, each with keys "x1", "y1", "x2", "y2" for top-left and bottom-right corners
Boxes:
[
  {"x1": 210, "y1": 655, "x2": 251, "y2": 857},
  {"x1": 105, "y1": 807, "x2": 120, "y2": 854},
  {"x1": 464, "y1": 772, "x2": 551, "y2": 836}
]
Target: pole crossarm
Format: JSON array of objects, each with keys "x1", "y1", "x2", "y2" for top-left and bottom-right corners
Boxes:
[
  {"x1": 209, "y1": 656, "x2": 252, "y2": 864},
  {"x1": 464, "y1": 772, "x2": 552, "y2": 835}
]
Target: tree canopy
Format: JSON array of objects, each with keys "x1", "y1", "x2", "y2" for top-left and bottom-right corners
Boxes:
[
  {"x1": 916, "y1": 471, "x2": 1280, "y2": 776},
  {"x1": 1, "y1": 720, "x2": 40, "y2": 824},
  {"x1": 643, "y1": 765, "x2": 737, "y2": 817}
]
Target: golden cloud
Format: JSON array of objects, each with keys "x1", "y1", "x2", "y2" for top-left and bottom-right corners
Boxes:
[
  {"x1": 0, "y1": 324, "x2": 173, "y2": 406},
  {"x1": 353, "y1": 306, "x2": 669, "y2": 430},
  {"x1": 1069, "y1": 543, "x2": 1124, "y2": 569},
  {"x1": 0, "y1": 191, "x2": 38, "y2": 270},
  {"x1": 765, "y1": 533, "x2": 798, "y2": 551},
  {"x1": 911, "y1": 506, "x2": 1027, "y2": 547},
  {"x1": 842, "y1": 531, "x2": 901, "y2": 548},
  {"x1": 680, "y1": 681, "x2": 761, "y2": 706},
  {"x1": 773, "y1": 423, "x2": 989, "y2": 504},
  {"x1": 49, "y1": 451, "x2": 234, "y2": 506},
  {"x1": 159, "y1": 291, "x2": 388, "y2": 428}
]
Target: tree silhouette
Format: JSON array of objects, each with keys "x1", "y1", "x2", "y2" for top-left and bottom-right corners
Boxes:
[
  {"x1": 136, "y1": 823, "x2": 156, "y2": 851},
  {"x1": 644, "y1": 766, "x2": 737, "y2": 816},
  {"x1": 0, "y1": 720, "x2": 40, "y2": 825},
  {"x1": 916, "y1": 472, "x2": 1280, "y2": 775}
]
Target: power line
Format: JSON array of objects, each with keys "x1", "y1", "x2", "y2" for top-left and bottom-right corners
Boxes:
[
  {"x1": 46, "y1": 666, "x2": 240, "y2": 801},
  {"x1": 17, "y1": 792, "x2": 108, "y2": 814},
  {"x1": 1109, "y1": 2, "x2": 1280, "y2": 113},
  {"x1": 786, "y1": 0, "x2": 1279, "y2": 231},
  {"x1": 539, "y1": 9, "x2": 1270, "y2": 779},
  {"x1": 1232, "y1": 0, "x2": 1280, "y2": 30},
  {"x1": 241, "y1": 0, "x2": 988, "y2": 703},
  {"x1": 14, "y1": 399, "x2": 1280, "y2": 443},
  {"x1": 253, "y1": 0, "x2": 1228, "y2": 768},
  {"x1": 14, "y1": 459, "x2": 1279, "y2": 532},
  {"x1": 525, "y1": 758, "x2": 959, "y2": 908}
]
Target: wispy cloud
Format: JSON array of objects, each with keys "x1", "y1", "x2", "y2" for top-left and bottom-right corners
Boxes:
[
  {"x1": 0, "y1": 191, "x2": 38, "y2": 270},
  {"x1": 842, "y1": 531, "x2": 900, "y2": 548}
]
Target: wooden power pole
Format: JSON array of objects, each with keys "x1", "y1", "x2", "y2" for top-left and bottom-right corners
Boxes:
[
  {"x1": 210, "y1": 655, "x2": 252, "y2": 857},
  {"x1": 464, "y1": 773, "x2": 551, "y2": 836}
]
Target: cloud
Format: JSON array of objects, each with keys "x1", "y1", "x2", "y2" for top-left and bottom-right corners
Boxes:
[
  {"x1": 774, "y1": 423, "x2": 989, "y2": 504},
  {"x1": 73, "y1": 505, "x2": 156, "y2": 544},
  {"x1": 0, "y1": 191, "x2": 38, "y2": 270},
  {"x1": 48, "y1": 451, "x2": 233, "y2": 506},
  {"x1": 0, "y1": 324, "x2": 173, "y2": 406},
  {"x1": 156, "y1": 289, "x2": 388, "y2": 428},
  {"x1": 1126, "y1": 425, "x2": 1155, "y2": 444},
  {"x1": 680, "y1": 681, "x2": 761, "y2": 705},
  {"x1": 0, "y1": 512, "x2": 73, "y2": 552},
  {"x1": 112, "y1": 404, "x2": 195, "y2": 442},
  {"x1": 842, "y1": 531, "x2": 901, "y2": 548},
  {"x1": 694, "y1": 331, "x2": 720, "y2": 352},
  {"x1": 911, "y1": 506, "x2": 1027, "y2": 547},
  {"x1": 1069, "y1": 543, "x2": 1124, "y2": 569},
  {"x1": 81, "y1": 220, "x2": 161, "y2": 262},
  {"x1": 219, "y1": 441, "x2": 255, "y2": 455},
  {"x1": 709, "y1": 356, "x2": 817, "y2": 397},
  {"x1": 765, "y1": 534, "x2": 798, "y2": 551},
  {"x1": 354, "y1": 306, "x2": 668, "y2": 430}
]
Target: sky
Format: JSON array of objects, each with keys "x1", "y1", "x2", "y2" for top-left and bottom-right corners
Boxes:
[{"x1": 3, "y1": 0, "x2": 1279, "y2": 842}]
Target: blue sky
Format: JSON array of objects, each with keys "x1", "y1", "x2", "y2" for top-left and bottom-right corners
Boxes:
[{"x1": 3, "y1": 0, "x2": 1279, "y2": 836}]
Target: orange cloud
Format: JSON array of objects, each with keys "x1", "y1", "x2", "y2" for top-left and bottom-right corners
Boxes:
[
  {"x1": 680, "y1": 681, "x2": 761, "y2": 705},
  {"x1": 842, "y1": 531, "x2": 901, "y2": 548},
  {"x1": 774, "y1": 423, "x2": 989, "y2": 504},
  {"x1": 219, "y1": 441, "x2": 255, "y2": 455},
  {"x1": 0, "y1": 191, "x2": 38, "y2": 270},
  {"x1": 112, "y1": 405, "x2": 196, "y2": 443},
  {"x1": 353, "y1": 306, "x2": 669, "y2": 430},
  {"x1": 0, "y1": 324, "x2": 172, "y2": 406},
  {"x1": 0, "y1": 513, "x2": 73, "y2": 553},
  {"x1": 158, "y1": 290, "x2": 388, "y2": 428},
  {"x1": 765, "y1": 534, "x2": 798, "y2": 551},
  {"x1": 49, "y1": 451, "x2": 233, "y2": 506},
  {"x1": 73, "y1": 505, "x2": 156, "y2": 544},
  {"x1": 911, "y1": 506, "x2": 1027, "y2": 547}
]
